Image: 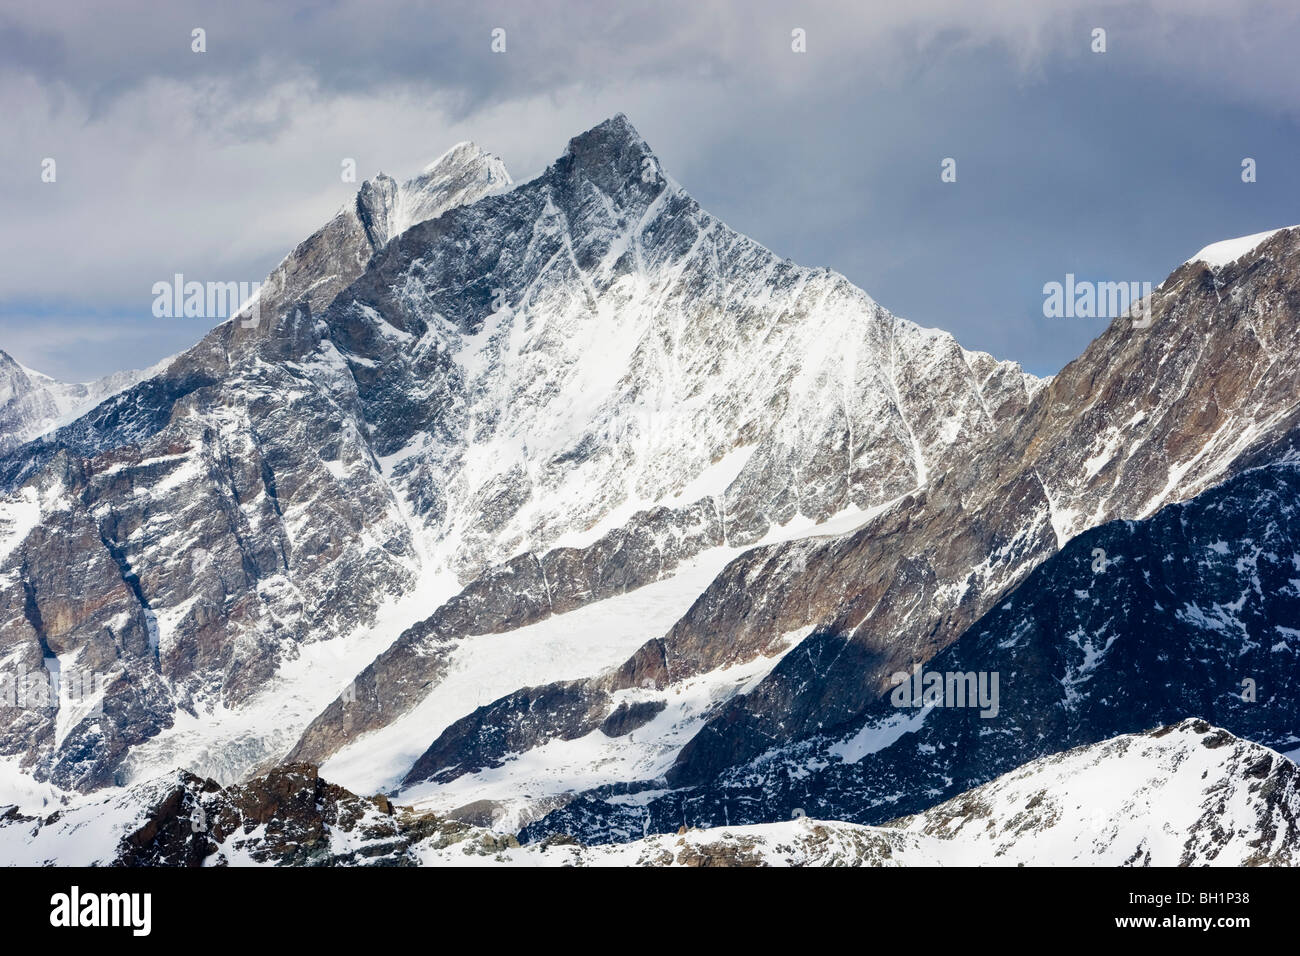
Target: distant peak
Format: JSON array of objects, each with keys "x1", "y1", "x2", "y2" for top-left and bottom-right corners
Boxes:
[
  {"x1": 422, "y1": 140, "x2": 491, "y2": 175},
  {"x1": 359, "y1": 143, "x2": 510, "y2": 199},
  {"x1": 412, "y1": 141, "x2": 511, "y2": 193},
  {"x1": 353, "y1": 141, "x2": 512, "y2": 249}
]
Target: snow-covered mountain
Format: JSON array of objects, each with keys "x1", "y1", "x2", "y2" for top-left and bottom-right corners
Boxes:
[
  {"x1": 554, "y1": 720, "x2": 1300, "y2": 867},
  {"x1": 0, "y1": 140, "x2": 515, "y2": 793},
  {"x1": 522, "y1": 455, "x2": 1300, "y2": 842},
  {"x1": 245, "y1": 140, "x2": 513, "y2": 341},
  {"x1": 369, "y1": 216, "x2": 1300, "y2": 838},
  {"x1": 1, "y1": 115, "x2": 1298, "y2": 869},
  {"x1": 0, "y1": 116, "x2": 1038, "y2": 793},
  {"x1": 544, "y1": 721, "x2": 1300, "y2": 867},
  {"x1": 285, "y1": 115, "x2": 1044, "y2": 774},
  {"x1": 0, "y1": 350, "x2": 150, "y2": 455}
]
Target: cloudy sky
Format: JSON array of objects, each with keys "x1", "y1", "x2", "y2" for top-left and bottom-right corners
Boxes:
[{"x1": 4, "y1": 0, "x2": 1299, "y2": 380}]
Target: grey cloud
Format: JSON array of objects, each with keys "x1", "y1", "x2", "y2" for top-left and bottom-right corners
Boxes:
[{"x1": 4, "y1": 0, "x2": 1300, "y2": 380}]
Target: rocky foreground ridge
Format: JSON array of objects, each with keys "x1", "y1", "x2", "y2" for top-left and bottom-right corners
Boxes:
[{"x1": 2, "y1": 721, "x2": 1293, "y2": 866}]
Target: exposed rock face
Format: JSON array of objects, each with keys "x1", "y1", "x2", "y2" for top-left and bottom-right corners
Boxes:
[
  {"x1": 652, "y1": 228, "x2": 1300, "y2": 788},
  {"x1": 522, "y1": 457, "x2": 1300, "y2": 841},
  {"x1": 395, "y1": 225, "x2": 1300, "y2": 818},
  {"x1": 247, "y1": 141, "x2": 513, "y2": 346},
  {"x1": 402, "y1": 680, "x2": 609, "y2": 787}
]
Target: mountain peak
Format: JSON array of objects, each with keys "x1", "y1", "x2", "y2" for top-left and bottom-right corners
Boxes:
[
  {"x1": 353, "y1": 143, "x2": 512, "y2": 250},
  {"x1": 565, "y1": 113, "x2": 653, "y2": 160},
  {"x1": 421, "y1": 140, "x2": 496, "y2": 175},
  {"x1": 556, "y1": 113, "x2": 665, "y2": 200},
  {"x1": 567, "y1": 112, "x2": 644, "y2": 147}
]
